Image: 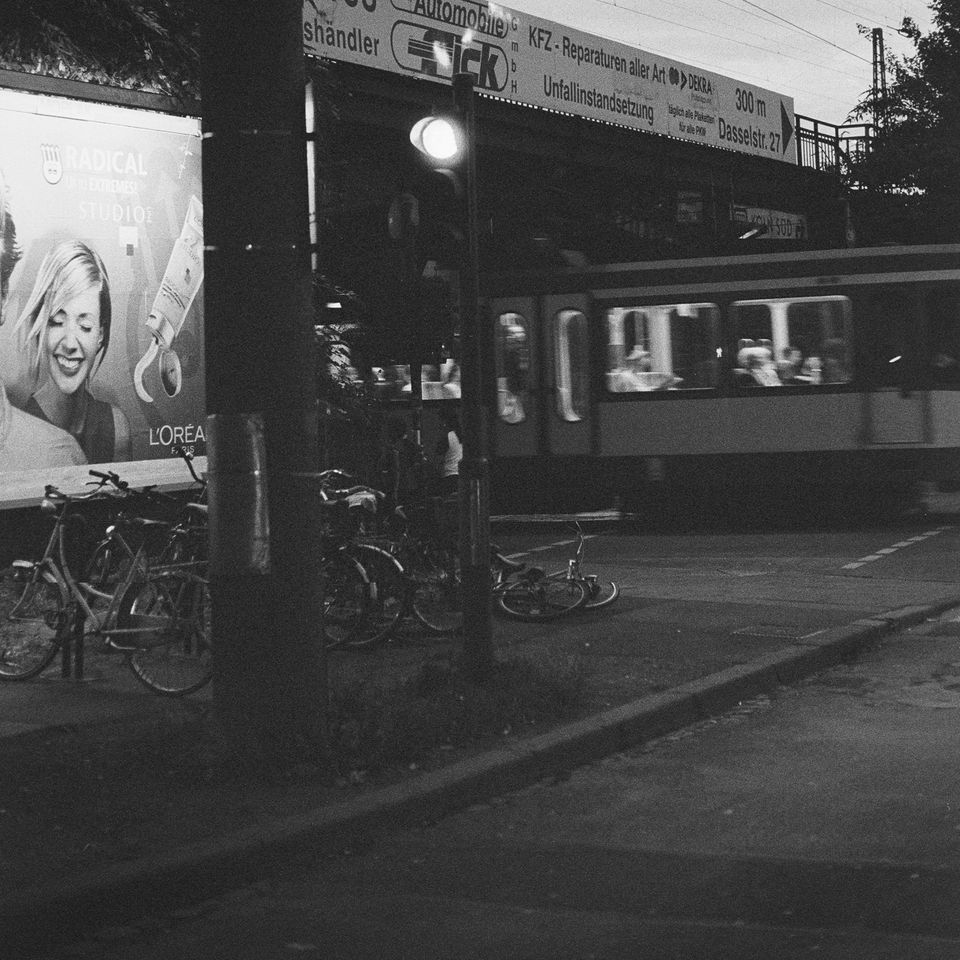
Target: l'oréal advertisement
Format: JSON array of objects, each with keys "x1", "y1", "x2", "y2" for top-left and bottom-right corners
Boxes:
[{"x1": 0, "y1": 89, "x2": 205, "y2": 507}]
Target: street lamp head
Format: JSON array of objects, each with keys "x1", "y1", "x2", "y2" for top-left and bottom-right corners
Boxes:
[{"x1": 410, "y1": 114, "x2": 465, "y2": 166}]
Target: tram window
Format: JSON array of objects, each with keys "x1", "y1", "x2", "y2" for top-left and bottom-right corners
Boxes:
[
  {"x1": 420, "y1": 359, "x2": 462, "y2": 399},
  {"x1": 554, "y1": 309, "x2": 589, "y2": 422},
  {"x1": 731, "y1": 296, "x2": 851, "y2": 386},
  {"x1": 926, "y1": 288, "x2": 960, "y2": 386},
  {"x1": 605, "y1": 303, "x2": 718, "y2": 392},
  {"x1": 368, "y1": 360, "x2": 461, "y2": 400},
  {"x1": 496, "y1": 312, "x2": 530, "y2": 424}
]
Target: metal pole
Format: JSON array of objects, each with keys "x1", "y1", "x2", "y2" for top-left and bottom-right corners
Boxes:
[
  {"x1": 201, "y1": 0, "x2": 326, "y2": 746},
  {"x1": 452, "y1": 73, "x2": 493, "y2": 682}
]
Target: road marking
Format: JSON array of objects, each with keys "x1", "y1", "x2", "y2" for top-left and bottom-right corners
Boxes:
[
  {"x1": 504, "y1": 535, "x2": 597, "y2": 560},
  {"x1": 842, "y1": 525, "x2": 953, "y2": 569}
]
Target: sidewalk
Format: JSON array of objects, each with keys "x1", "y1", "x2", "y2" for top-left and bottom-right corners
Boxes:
[{"x1": 3, "y1": 508, "x2": 960, "y2": 952}]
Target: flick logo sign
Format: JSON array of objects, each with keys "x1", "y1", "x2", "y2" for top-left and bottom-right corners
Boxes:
[
  {"x1": 391, "y1": 21, "x2": 507, "y2": 91},
  {"x1": 303, "y1": 0, "x2": 336, "y2": 19},
  {"x1": 40, "y1": 144, "x2": 63, "y2": 185}
]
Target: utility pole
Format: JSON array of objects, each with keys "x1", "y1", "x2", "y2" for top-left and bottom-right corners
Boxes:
[
  {"x1": 201, "y1": 0, "x2": 326, "y2": 753},
  {"x1": 452, "y1": 74, "x2": 493, "y2": 682},
  {"x1": 872, "y1": 28, "x2": 888, "y2": 134}
]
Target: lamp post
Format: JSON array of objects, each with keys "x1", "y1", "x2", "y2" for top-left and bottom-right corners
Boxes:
[
  {"x1": 452, "y1": 73, "x2": 492, "y2": 682},
  {"x1": 409, "y1": 74, "x2": 492, "y2": 681}
]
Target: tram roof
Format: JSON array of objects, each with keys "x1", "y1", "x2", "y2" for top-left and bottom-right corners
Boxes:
[{"x1": 482, "y1": 243, "x2": 960, "y2": 297}]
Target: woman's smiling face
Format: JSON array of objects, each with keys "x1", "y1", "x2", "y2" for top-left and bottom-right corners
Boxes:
[{"x1": 45, "y1": 286, "x2": 102, "y2": 395}]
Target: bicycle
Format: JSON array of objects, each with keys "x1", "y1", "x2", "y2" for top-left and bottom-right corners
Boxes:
[
  {"x1": 82, "y1": 469, "x2": 181, "y2": 592},
  {"x1": 319, "y1": 484, "x2": 464, "y2": 643},
  {"x1": 314, "y1": 482, "x2": 464, "y2": 642},
  {"x1": 390, "y1": 510, "x2": 587, "y2": 627},
  {"x1": 541, "y1": 521, "x2": 620, "y2": 611},
  {"x1": 83, "y1": 446, "x2": 207, "y2": 590},
  {"x1": 313, "y1": 492, "x2": 376, "y2": 650},
  {"x1": 389, "y1": 495, "x2": 463, "y2": 635},
  {"x1": 0, "y1": 476, "x2": 211, "y2": 696},
  {"x1": 370, "y1": 497, "x2": 590, "y2": 629},
  {"x1": 311, "y1": 470, "x2": 414, "y2": 649},
  {"x1": 491, "y1": 547, "x2": 588, "y2": 621}
]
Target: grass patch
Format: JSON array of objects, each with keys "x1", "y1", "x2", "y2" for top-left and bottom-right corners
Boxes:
[
  {"x1": 0, "y1": 654, "x2": 593, "y2": 892},
  {"x1": 326, "y1": 653, "x2": 591, "y2": 778}
]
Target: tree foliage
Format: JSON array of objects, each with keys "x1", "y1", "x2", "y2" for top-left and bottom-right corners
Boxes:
[
  {"x1": 848, "y1": 1, "x2": 960, "y2": 239},
  {"x1": 0, "y1": 0, "x2": 200, "y2": 100}
]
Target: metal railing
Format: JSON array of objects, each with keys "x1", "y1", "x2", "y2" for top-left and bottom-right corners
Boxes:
[{"x1": 795, "y1": 115, "x2": 873, "y2": 177}]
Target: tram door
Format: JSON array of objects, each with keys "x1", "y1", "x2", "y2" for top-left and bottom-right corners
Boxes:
[
  {"x1": 541, "y1": 294, "x2": 592, "y2": 457},
  {"x1": 489, "y1": 297, "x2": 540, "y2": 458},
  {"x1": 860, "y1": 286, "x2": 930, "y2": 445}
]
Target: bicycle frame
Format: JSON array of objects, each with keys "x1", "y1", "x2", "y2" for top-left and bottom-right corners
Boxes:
[
  {"x1": 26, "y1": 491, "x2": 151, "y2": 647},
  {"x1": 153, "y1": 503, "x2": 208, "y2": 576},
  {"x1": 560, "y1": 524, "x2": 587, "y2": 581}
]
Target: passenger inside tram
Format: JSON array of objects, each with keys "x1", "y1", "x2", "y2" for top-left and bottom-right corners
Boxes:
[
  {"x1": 497, "y1": 317, "x2": 528, "y2": 422},
  {"x1": 735, "y1": 340, "x2": 782, "y2": 386},
  {"x1": 607, "y1": 346, "x2": 680, "y2": 391},
  {"x1": 777, "y1": 346, "x2": 804, "y2": 382},
  {"x1": 820, "y1": 338, "x2": 848, "y2": 383}
]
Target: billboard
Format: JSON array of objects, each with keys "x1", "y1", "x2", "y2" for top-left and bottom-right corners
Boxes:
[
  {"x1": 732, "y1": 204, "x2": 808, "y2": 240},
  {"x1": 303, "y1": 0, "x2": 796, "y2": 164},
  {"x1": 0, "y1": 88, "x2": 204, "y2": 508}
]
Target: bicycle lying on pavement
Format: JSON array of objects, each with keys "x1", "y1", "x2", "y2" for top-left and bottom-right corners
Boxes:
[
  {"x1": 491, "y1": 520, "x2": 620, "y2": 619},
  {"x1": 542, "y1": 521, "x2": 620, "y2": 610}
]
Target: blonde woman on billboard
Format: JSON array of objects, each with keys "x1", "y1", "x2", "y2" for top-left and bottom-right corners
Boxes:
[
  {"x1": 0, "y1": 170, "x2": 85, "y2": 472},
  {"x1": 16, "y1": 240, "x2": 130, "y2": 464}
]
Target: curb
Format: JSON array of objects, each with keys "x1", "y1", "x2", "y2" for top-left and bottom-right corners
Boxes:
[{"x1": 5, "y1": 597, "x2": 959, "y2": 953}]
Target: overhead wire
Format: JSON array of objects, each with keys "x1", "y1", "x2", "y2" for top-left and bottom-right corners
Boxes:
[
  {"x1": 582, "y1": 0, "x2": 873, "y2": 112},
  {"x1": 808, "y1": 0, "x2": 906, "y2": 28},
  {"x1": 729, "y1": 0, "x2": 871, "y2": 62},
  {"x1": 595, "y1": 0, "x2": 869, "y2": 73},
  {"x1": 604, "y1": 6, "x2": 865, "y2": 83}
]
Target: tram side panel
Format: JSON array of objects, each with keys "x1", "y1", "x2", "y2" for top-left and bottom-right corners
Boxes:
[{"x1": 485, "y1": 246, "x2": 960, "y2": 518}]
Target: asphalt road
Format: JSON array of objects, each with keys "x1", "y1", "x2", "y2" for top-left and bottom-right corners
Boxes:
[{"x1": 35, "y1": 513, "x2": 960, "y2": 959}]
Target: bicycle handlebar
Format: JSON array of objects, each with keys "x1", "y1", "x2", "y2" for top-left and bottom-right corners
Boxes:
[
  {"x1": 44, "y1": 483, "x2": 115, "y2": 505},
  {"x1": 88, "y1": 469, "x2": 128, "y2": 491},
  {"x1": 316, "y1": 468, "x2": 356, "y2": 482}
]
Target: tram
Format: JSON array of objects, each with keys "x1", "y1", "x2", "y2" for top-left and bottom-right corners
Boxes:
[{"x1": 479, "y1": 243, "x2": 960, "y2": 519}]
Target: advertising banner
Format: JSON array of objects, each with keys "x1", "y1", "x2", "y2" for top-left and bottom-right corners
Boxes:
[
  {"x1": 732, "y1": 204, "x2": 808, "y2": 240},
  {"x1": 0, "y1": 89, "x2": 205, "y2": 507},
  {"x1": 303, "y1": 0, "x2": 796, "y2": 164}
]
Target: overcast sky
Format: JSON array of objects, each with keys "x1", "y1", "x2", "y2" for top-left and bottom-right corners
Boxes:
[{"x1": 500, "y1": 0, "x2": 934, "y2": 125}]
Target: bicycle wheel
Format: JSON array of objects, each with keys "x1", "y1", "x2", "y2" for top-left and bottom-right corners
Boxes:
[
  {"x1": 496, "y1": 574, "x2": 587, "y2": 621},
  {"x1": 410, "y1": 541, "x2": 463, "y2": 633},
  {"x1": 0, "y1": 568, "x2": 65, "y2": 680},
  {"x1": 321, "y1": 553, "x2": 369, "y2": 649},
  {"x1": 582, "y1": 576, "x2": 620, "y2": 610},
  {"x1": 117, "y1": 571, "x2": 212, "y2": 696},
  {"x1": 544, "y1": 571, "x2": 620, "y2": 610},
  {"x1": 347, "y1": 544, "x2": 407, "y2": 648}
]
